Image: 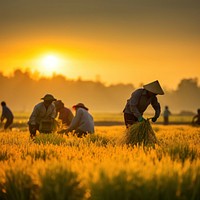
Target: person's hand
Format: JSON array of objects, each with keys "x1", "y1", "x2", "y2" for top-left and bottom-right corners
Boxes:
[
  {"x1": 138, "y1": 116, "x2": 145, "y2": 122},
  {"x1": 152, "y1": 117, "x2": 158, "y2": 122},
  {"x1": 58, "y1": 129, "x2": 67, "y2": 134}
]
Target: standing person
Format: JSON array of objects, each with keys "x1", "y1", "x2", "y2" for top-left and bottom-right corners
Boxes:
[
  {"x1": 192, "y1": 109, "x2": 200, "y2": 125},
  {"x1": 163, "y1": 106, "x2": 171, "y2": 125},
  {"x1": 54, "y1": 100, "x2": 74, "y2": 126},
  {"x1": 60, "y1": 103, "x2": 94, "y2": 137},
  {"x1": 123, "y1": 80, "x2": 164, "y2": 128},
  {"x1": 28, "y1": 94, "x2": 57, "y2": 138},
  {"x1": 1, "y1": 101, "x2": 14, "y2": 130}
]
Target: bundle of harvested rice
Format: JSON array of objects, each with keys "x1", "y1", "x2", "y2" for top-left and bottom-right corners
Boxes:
[{"x1": 120, "y1": 119, "x2": 158, "y2": 147}]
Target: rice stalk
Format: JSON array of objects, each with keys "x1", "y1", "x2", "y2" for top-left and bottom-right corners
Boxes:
[{"x1": 120, "y1": 119, "x2": 158, "y2": 147}]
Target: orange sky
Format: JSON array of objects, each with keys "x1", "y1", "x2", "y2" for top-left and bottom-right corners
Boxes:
[{"x1": 0, "y1": 0, "x2": 199, "y2": 89}]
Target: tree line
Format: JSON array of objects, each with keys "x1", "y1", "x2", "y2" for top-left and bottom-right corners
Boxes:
[{"x1": 0, "y1": 69, "x2": 199, "y2": 114}]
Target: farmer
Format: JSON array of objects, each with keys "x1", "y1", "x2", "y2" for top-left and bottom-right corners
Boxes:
[
  {"x1": 123, "y1": 80, "x2": 164, "y2": 128},
  {"x1": 163, "y1": 105, "x2": 171, "y2": 125},
  {"x1": 54, "y1": 100, "x2": 74, "y2": 126},
  {"x1": 1, "y1": 101, "x2": 14, "y2": 130},
  {"x1": 59, "y1": 103, "x2": 94, "y2": 137},
  {"x1": 28, "y1": 94, "x2": 57, "y2": 138},
  {"x1": 192, "y1": 108, "x2": 200, "y2": 125}
]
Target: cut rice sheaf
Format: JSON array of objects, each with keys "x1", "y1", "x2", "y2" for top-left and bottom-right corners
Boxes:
[{"x1": 121, "y1": 120, "x2": 158, "y2": 147}]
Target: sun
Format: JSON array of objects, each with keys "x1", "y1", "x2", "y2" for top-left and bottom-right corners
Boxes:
[{"x1": 40, "y1": 55, "x2": 60, "y2": 76}]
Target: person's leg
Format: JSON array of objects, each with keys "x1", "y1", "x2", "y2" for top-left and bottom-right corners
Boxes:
[
  {"x1": 4, "y1": 118, "x2": 13, "y2": 130},
  {"x1": 124, "y1": 113, "x2": 138, "y2": 128}
]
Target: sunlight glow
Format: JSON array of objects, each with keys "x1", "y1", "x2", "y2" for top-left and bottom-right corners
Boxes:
[{"x1": 41, "y1": 55, "x2": 60, "y2": 76}]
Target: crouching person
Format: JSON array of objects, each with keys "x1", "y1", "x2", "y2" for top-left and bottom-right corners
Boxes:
[
  {"x1": 60, "y1": 103, "x2": 94, "y2": 137},
  {"x1": 28, "y1": 94, "x2": 57, "y2": 138}
]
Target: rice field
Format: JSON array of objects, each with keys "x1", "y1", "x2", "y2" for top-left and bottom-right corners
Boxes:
[{"x1": 0, "y1": 123, "x2": 200, "y2": 200}]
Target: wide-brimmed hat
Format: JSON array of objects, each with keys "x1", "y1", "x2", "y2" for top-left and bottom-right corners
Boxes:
[
  {"x1": 41, "y1": 94, "x2": 57, "y2": 101},
  {"x1": 143, "y1": 80, "x2": 164, "y2": 95},
  {"x1": 72, "y1": 103, "x2": 88, "y2": 110}
]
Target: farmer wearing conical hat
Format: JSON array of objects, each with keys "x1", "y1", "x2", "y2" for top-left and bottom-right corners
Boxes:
[
  {"x1": 59, "y1": 103, "x2": 94, "y2": 137},
  {"x1": 28, "y1": 94, "x2": 57, "y2": 138},
  {"x1": 123, "y1": 80, "x2": 164, "y2": 128}
]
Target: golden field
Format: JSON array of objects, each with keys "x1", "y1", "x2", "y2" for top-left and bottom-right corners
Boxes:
[{"x1": 0, "y1": 124, "x2": 199, "y2": 200}]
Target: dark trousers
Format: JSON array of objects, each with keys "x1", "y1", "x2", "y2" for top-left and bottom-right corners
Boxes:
[
  {"x1": 164, "y1": 117, "x2": 169, "y2": 125},
  {"x1": 4, "y1": 118, "x2": 13, "y2": 130},
  {"x1": 124, "y1": 113, "x2": 138, "y2": 128}
]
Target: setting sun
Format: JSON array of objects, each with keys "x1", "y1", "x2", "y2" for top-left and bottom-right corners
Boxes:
[{"x1": 41, "y1": 55, "x2": 60, "y2": 76}]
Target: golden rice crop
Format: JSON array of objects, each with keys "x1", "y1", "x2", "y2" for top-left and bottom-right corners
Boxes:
[
  {"x1": 120, "y1": 120, "x2": 158, "y2": 147},
  {"x1": 0, "y1": 125, "x2": 199, "y2": 199}
]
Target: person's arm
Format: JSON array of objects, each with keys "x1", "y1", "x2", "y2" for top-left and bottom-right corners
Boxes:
[
  {"x1": 151, "y1": 96, "x2": 161, "y2": 121},
  {"x1": 0, "y1": 115, "x2": 4, "y2": 122},
  {"x1": 28, "y1": 105, "x2": 39, "y2": 125},
  {"x1": 66, "y1": 109, "x2": 82, "y2": 132},
  {"x1": 192, "y1": 115, "x2": 197, "y2": 123},
  {"x1": 1, "y1": 107, "x2": 6, "y2": 122}
]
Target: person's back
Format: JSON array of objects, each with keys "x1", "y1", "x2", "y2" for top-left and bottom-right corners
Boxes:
[
  {"x1": 71, "y1": 107, "x2": 94, "y2": 133},
  {"x1": 54, "y1": 100, "x2": 74, "y2": 126},
  {"x1": 123, "y1": 80, "x2": 163, "y2": 128},
  {"x1": 59, "y1": 106, "x2": 74, "y2": 126},
  {"x1": 63, "y1": 103, "x2": 94, "y2": 137}
]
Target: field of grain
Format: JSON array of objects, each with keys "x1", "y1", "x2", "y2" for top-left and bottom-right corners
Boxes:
[{"x1": 0, "y1": 123, "x2": 200, "y2": 200}]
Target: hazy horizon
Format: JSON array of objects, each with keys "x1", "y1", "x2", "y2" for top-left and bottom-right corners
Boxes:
[{"x1": 1, "y1": 70, "x2": 200, "y2": 114}]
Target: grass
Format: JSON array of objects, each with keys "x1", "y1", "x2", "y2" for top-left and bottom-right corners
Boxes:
[{"x1": 0, "y1": 124, "x2": 199, "y2": 199}]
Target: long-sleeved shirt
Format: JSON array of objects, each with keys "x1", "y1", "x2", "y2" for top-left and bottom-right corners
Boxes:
[
  {"x1": 123, "y1": 88, "x2": 161, "y2": 119},
  {"x1": 67, "y1": 107, "x2": 94, "y2": 133},
  {"x1": 28, "y1": 102, "x2": 56, "y2": 125},
  {"x1": 1, "y1": 105, "x2": 14, "y2": 121}
]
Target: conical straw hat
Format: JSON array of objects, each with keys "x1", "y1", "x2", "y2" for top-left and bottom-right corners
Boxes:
[{"x1": 143, "y1": 80, "x2": 164, "y2": 95}]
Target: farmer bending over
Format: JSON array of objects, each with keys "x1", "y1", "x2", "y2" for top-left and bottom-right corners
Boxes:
[
  {"x1": 59, "y1": 103, "x2": 94, "y2": 137},
  {"x1": 54, "y1": 100, "x2": 74, "y2": 127},
  {"x1": 123, "y1": 80, "x2": 164, "y2": 128},
  {"x1": 1, "y1": 101, "x2": 14, "y2": 130},
  {"x1": 192, "y1": 109, "x2": 200, "y2": 125},
  {"x1": 28, "y1": 94, "x2": 57, "y2": 138}
]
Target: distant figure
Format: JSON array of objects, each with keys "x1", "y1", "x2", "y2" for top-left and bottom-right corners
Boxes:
[
  {"x1": 163, "y1": 106, "x2": 171, "y2": 125},
  {"x1": 123, "y1": 80, "x2": 164, "y2": 128},
  {"x1": 28, "y1": 94, "x2": 57, "y2": 138},
  {"x1": 54, "y1": 100, "x2": 74, "y2": 126},
  {"x1": 60, "y1": 103, "x2": 94, "y2": 137},
  {"x1": 1, "y1": 101, "x2": 14, "y2": 130},
  {"x1": 192, "y1": 109, "x2": 200, "y2": 125}
]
